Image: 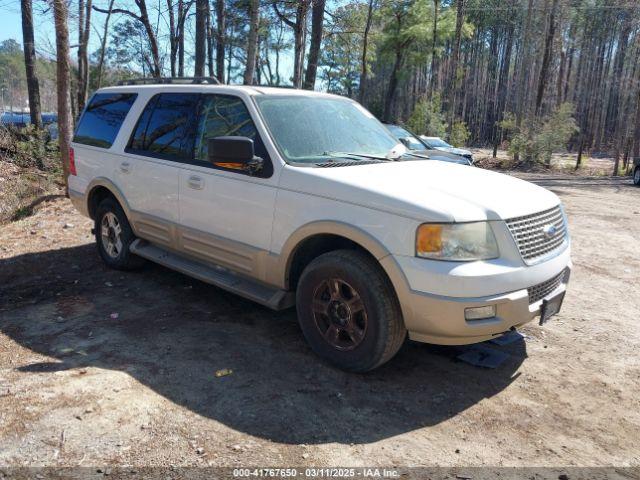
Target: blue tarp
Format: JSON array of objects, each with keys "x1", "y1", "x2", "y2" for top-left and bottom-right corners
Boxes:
[{"x1": 0, "y1": 112, "x2": 58, "y2": 126}]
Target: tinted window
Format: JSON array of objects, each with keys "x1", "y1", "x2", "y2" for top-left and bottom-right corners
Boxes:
[
  {"x1": 194, "y1": 95, "x2": 268, "y2": 162},
  {"x1": 74, "y1": 93, "x2": 137, "y2": 148},
  {"x1": 128, "y1": 93, "x2": 199, "y2": 160}
]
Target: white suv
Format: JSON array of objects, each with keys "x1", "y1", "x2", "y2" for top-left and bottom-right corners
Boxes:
[{"x1": 68, "y1": 79, "x2": 571, "y2": 372}]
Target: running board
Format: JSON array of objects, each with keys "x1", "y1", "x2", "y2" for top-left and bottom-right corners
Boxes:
[{"x1": 130, "y1": 239, "x2": 294, "y2": 311}]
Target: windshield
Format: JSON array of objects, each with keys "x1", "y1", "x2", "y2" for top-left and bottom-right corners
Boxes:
[
  {"x1": 253, "y1": 95, "x2": 401, "y2": 163},
  {"x1": 385, "y1": 125, "x2": 426, "y2": 151}
]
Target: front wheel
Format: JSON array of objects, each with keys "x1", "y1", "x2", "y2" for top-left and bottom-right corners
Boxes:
[
  {"x1": 296, "y1": 250, "x2": 406, "y2": 372},
  {"x1": 633, "y1": 167, "x2": 640, "y2": 186}
]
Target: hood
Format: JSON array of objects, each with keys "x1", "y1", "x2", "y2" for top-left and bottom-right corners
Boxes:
[
  {"x1": 279, "y1": 160, "x2": 560, "y2": 223},
  {"x1": 435, "y1": 146, "x2": 472, "y2": 157}
]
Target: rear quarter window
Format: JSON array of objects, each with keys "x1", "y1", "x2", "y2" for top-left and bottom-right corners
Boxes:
[{"x1": 73, "y1": 93, "x2": 137, "y2": 148}]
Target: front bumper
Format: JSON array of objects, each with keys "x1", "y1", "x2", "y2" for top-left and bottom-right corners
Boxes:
[{"x1": 380, "y1": 254, "x2": 572, "y2": 345}]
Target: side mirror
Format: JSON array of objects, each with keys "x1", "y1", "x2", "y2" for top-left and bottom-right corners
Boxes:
[
  {"x1": 399, "y1": 137, "x2": 411, "y2": 148},
  {"x1": 207, "y1": 136, "x2": 263, "y2": 174}
]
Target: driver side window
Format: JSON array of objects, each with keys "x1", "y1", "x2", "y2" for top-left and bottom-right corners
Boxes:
[{"x1": 194, "y1": 95, "x2": 271, "y2": 177}]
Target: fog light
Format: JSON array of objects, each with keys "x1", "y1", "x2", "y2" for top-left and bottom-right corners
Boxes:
[{"x1": 465, "y1": 305, "x2": 496, "y2": 321}]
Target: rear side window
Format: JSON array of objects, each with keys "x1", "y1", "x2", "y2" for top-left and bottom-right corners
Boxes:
[
  {"x1": 74, "y1": 93, "x2": 137, "y2": 148},
  {"x1": 127, "y1": 93, "x2": 199, "y2": 160}
]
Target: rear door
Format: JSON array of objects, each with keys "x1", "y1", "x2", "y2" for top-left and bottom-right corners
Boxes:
[
  {"x1": 118, "y1": 92, "x2": 200, "y2": 247},
  {"x1": 177, "y1": 94, "x2": 278, "y2": 278}
]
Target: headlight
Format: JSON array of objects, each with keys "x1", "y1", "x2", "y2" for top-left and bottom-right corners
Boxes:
[{"x1": 416, "y1": 222, "x2": 499, "y2": 261}]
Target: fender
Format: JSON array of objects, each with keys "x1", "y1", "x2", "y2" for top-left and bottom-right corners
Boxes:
[
  {"x1": 268, "y1": 221, "x2": 400, "y2": 284},
  {"x1": 85, "y1": 177, "x2": 134, "y2": 220},
  {"x1": 264, "y1": 220, "x2": 415, "y2": 325}
]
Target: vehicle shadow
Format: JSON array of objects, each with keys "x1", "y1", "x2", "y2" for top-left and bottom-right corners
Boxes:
[{"x1": 0, "y1": 244, "x2": 527, "y2": 445}]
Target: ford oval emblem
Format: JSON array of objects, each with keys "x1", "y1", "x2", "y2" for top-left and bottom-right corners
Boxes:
[{"x1": 542, "y1": 224, "x2": 558, "y2": 238}]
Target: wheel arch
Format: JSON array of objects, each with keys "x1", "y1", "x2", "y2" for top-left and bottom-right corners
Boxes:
[
  {"x1": 86, "y1": 178, "x2": 132, "y2": 220},
  {"x1": 275, "y1": 221, "x2": 401, "y2": 292}
]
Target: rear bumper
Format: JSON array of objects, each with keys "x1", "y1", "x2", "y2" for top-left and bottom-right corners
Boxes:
[
  {"x1": 380, "y1": 254, "x2": 572, "y2": 345},
  {"x1": 68, "y1": 188, "x2": 90, "y2": 218}
]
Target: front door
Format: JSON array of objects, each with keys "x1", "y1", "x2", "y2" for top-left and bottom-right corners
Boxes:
[{"x1": 178, "y1": 94, "x2": 278, "y2": 278}]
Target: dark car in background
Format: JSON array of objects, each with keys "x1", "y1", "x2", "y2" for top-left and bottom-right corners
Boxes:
[
  {"x1": 384, "y1": 123, "x2": 471, "y2": 165},
  {"x1": 634, "y1": 158, "x2": 640, "y2": 186}
]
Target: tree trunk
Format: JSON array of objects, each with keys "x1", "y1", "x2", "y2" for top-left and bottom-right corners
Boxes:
[
  {"x1": 20, "y1": 0, "x2": 42, "y2": 128},
  {"x1": 292, "y1": 2, "x2": 309, "y2": 88},
  {"x1": 383, "y1": 48, "x2": 404, "y2": 121},
  {"x1": 515, "y1": 0, "x2": 534, "y2": 130},
  {"x1": 606, "y1": 9, "x2": 631, "y2": 138},
  {"x1": 77, "y1": 0, "x2": 85, "y2": 110},
  {"x1": 447, "y1": 0, "x2": 466, "y2": 135},
  {"x1": 534, "y1": 0, "x2": 559, "y2": 116},
  {"x1": 243, "y1": 0, "x2": 260, "y2": 84},
  {"x1": 96, "y1": 0, "x2": 115, "y2": 88},
  {"x1": 273, "y1": 0, "x2": 308, "y2": 88},
  {"x1": 194, "y1": 0, "x2": 207, "y2": 76},
  {"x1": 137, "y1": 0, "x2": 161, "y2": 77},
  {"x1": 575, "y1": 135, "x2": 584, "y2": 170},
  {"x1": 206, "y1": 0, "x2": 214, "y2": 77},
  {"x1": 226, "y1": 21, "x2": 233, "y2": 82},
  {"x1": 633, "y1": 86, "x2": 640, "y2": 165},
  {"x1": 77, "y1": 0, "x2": 91, "y2": 112},
  {"x1": 493, "y1": 5, "x2": 515, "y2": 156},
  {"x1": 358, "y1": 0, "x2": 374, "y2": 103},
  {"x1": 556, "y1": 46, "x2": 566, "y2": 107},
  {"x1": 177, "y1": 0, "x2": 190, "y2": 77},
  {"x1": 53, "y1": 0, "x2": 72, "y2": 193},
  {"x1": 429, "y1": 0, "x2": 439, "y2": 96},
  {"x1": 167, "y1": 0, "x2": 177, "y2": 77},
  {"x1": 303, "y1": 0, "x2": 325, "y2": 90},
  {"x1": 215, "y1": 0, "x2": 226, "y2": 83}
]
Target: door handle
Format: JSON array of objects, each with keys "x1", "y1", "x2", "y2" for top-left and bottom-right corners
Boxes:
[
  {"x1": 119, "y1": 161, "x2": 131, "y2": 174},
  {"x1": 187, "y1": 175, "x2": 204, "y2": 190}
]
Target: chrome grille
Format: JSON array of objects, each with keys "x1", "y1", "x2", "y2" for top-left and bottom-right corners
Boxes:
[
  {"x1": 528, "y1": 269, "x2": 567, "y2": 304},
  {"x1": 506, "y1": 205, "x2": 567, "y2": 263}
]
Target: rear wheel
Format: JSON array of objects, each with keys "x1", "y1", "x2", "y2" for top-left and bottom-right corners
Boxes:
[
  {"x1": 95, "y1": 198, "x2": 145, "y2": 270},
  {"x1": 634, "y1": 167, "x2": 640, "y2": 186},
  {"x1": 296, "y1": 250, "x2": 406, "y2": 372}
]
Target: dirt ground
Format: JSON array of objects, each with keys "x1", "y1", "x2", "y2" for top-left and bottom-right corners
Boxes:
[{"x1": 1, "y1": 172, "x2": 639, "y2": 472}]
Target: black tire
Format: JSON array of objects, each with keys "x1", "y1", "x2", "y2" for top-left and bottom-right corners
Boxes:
[
  {"x1": 633, "y1": 167, "x2": 640, "y2": 186},
  {"x1": 94, "y1": 197, "x2": 145, "y2": 270},
  {"x1": 296, "y1": 249, "x2": 406, "y2": 372}
]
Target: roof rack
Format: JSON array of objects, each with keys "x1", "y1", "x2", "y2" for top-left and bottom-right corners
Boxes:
[{"x1": 116, "y1": 76, "x2": 221, "y2": 86}]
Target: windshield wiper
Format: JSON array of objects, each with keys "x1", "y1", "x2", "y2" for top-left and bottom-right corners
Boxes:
[{"x1": 323, "y1": 151, "x2": 392, "y2": 162}]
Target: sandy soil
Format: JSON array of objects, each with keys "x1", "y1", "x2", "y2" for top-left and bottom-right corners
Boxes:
[{"x1": 1, "y1": 173, "x2": 639, "y2": 472}]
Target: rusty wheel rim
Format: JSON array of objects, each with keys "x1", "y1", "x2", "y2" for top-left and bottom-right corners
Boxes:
[{"x1": 312, "y1": 278, "x2": 367, "y2": 351}]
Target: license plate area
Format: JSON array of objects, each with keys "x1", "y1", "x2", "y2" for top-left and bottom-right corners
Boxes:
[{"x1": 539, "y1": 290, "x2": 565, "y2": 325}]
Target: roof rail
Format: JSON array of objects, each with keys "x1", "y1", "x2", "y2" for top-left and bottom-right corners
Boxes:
[{"x1": 116, "y1": 76, "x2": 221, "y2": 86}]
